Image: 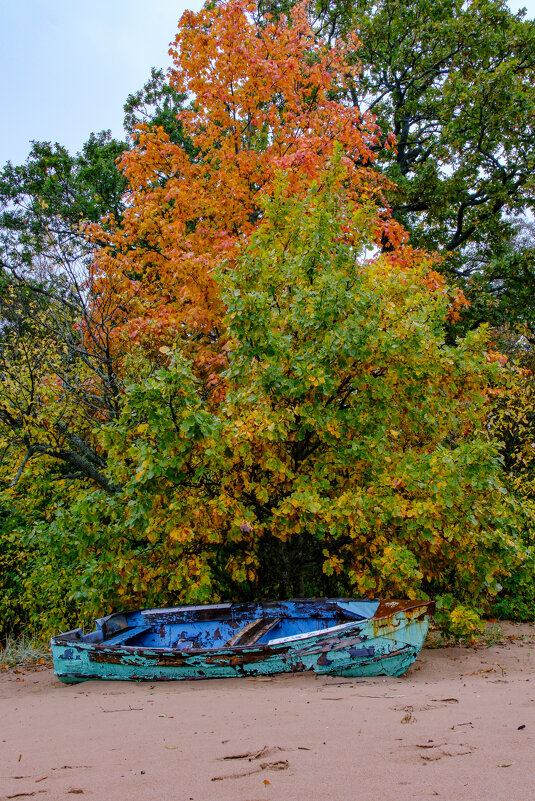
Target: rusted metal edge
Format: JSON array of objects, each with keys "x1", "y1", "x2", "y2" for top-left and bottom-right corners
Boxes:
[{"x1": 372, "y1": 599, "x2": 435, "y2": 622}]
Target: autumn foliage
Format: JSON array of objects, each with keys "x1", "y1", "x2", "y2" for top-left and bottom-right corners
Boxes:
[
  {"x1": 91, "y1": 0, "x2": 402, "y2": 392},
  {"x1": 36, "y1": 171, "x2": 518, "y2": 632},
  {"x1": 0, "y1": 0, "x2": 530, "y2": 641}
]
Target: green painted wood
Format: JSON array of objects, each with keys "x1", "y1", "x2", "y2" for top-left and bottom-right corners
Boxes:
[{"x1": 51, "y1": 600, "x2": 431, "y2": 684}]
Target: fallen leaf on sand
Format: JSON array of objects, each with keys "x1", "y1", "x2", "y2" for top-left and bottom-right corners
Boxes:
[
  {"x1": 414, "y1": 743, "x2": 445, "y2": 749},
  {"x1": 461, "y1": 668, "x2": 493, "y2": 677},
  {"x1": 401, "y1": 709, "x2": 416, "y2": 724},
  {"x1": 322, "y1": 681, "x2": 354, "y2": 686}
]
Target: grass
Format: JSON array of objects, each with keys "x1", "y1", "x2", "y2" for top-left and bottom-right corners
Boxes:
[
  {"x1": 425, "y1": 619, "x2": 506, "y2": 649},
  {"x1": 426, "y1": 618, "x2": 535, "y2": 649},
  {"x1": 0, "y1": 634, "x2": 51, "y2": 669}
]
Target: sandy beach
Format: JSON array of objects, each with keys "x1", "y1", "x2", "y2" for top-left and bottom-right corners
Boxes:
[{"x1": 1, "y1": 622, "x2": 534, "y2": 801}]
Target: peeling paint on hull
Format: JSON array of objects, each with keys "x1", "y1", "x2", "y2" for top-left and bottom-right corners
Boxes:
[{"x1": 51, "y1": 598, "x2": 433, "y2": 684}]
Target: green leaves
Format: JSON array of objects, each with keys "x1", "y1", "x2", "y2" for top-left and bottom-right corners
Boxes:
[
  {"x1": 3, "y1": 0, "x2": 534, "y2": 631},
  {"x1": 263, "y1": 0, "x2": 535, "y2": 332},
  {"x1": 44, "y1": 177, "x2": 518, "y2": 611},
  {"x1": 0, "y1": 174, "x2": 526, "y2": 634}
]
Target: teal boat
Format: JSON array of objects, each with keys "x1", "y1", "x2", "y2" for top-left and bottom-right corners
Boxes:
[{"x1": 51, "y1": 598, "x2": 433, "y2": 684}]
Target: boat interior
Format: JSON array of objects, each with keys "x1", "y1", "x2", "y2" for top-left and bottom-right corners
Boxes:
[{"x1": 61, "y1": 599, "x2": 381, "y2": 651}]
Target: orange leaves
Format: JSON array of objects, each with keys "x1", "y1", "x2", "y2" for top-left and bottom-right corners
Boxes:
[
  {"x1": 422, "y1": 269, "x2": 446, "y2": 292},
  {"x1": 419, "y1": 268, "x2": 470, "y2": 322},
  {"x1": 90, "y1": 0, "x2": 399, "y2": 395},
  {"x1": 169, "y1": 0, "x2": 376, "y2": 200},
  {"x1": 446, "y1": 288, "x2": 470, "y2": 323},
  {"x1": 485, "y1": 350, "x2": 508, "y2": 367}
]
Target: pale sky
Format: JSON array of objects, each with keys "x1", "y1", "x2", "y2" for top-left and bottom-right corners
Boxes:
[
  {"x1": 1, "y1": 0, "x2": 534, "y2": 167},
  {"x1": 0, "y1": 0, "x2": 203, "y2": 165}
]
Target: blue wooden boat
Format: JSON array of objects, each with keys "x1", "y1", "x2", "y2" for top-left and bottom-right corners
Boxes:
[{"x1": 51, "y1": 598, "x2": 433, "y2": 684}]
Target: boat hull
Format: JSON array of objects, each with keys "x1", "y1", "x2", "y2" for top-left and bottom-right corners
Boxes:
[{"x1": 51, "y1": 599, "x2": 432, "y2": 683}]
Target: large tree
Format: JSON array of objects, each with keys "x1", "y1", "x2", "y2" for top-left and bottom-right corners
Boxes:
[
  {"x1": 0, "y1": 133, "x2": 128, "y2": 491},
  {"x1": 90, "y1": 0, "x2": 403, "y2": 396},
  {"x1": 255, "y1": 0, "x2": 535, "y2": 332},
  {"x1": 43, "y1": 174, "x2": 522, "y2": 622},
  {"x1": 0, "y1": 132, "x2": 126, "y2": 278},
  {"x1": 0, "y1": 0, "x2": 529, "y2": 639}
]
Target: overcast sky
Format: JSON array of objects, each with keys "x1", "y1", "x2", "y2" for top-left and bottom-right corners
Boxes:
[
  {"x1": 1, "y1": 0, "x2": 534, "y2": 166},
  {"x1": 0, "y1": 0, "x2": 203, "y2": 165}
]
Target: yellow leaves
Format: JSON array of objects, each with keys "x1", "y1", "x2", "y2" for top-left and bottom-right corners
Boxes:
[
  {"x1": 134, "y1": 458, "x2": 151, "y2": 481},
  {"x1": 169, "y1": 525, "x2": 193, "y2": 544},
  {"x1": 354, "y1": 573, "x2": 377, "y2": 594},
  {"x1": 447, "y1": 606, "x2": 484, "y2": 639},
  {"x1": 322, "y1": 549, "x2": 343, "y2": 576},
  {"x1": 326, "y1": 423, "x2": 341, "y2": 438}
]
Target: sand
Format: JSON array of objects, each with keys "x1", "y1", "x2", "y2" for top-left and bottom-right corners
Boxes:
[{"x1": 1, "y1": 622, "x2": 534, "y2": 801}]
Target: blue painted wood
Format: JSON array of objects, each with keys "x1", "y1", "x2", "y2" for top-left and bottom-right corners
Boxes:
[
  {"x1": 101, "y1": 625, "x2": 153, "y2": 646},
  {"x1": 51, "y1": 598, "x2": 433, "y2": 684}
]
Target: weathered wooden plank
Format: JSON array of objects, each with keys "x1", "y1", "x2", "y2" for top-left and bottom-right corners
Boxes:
[
  {"x1": 232, "y1": 617, "x2": 281, "y2": 647},
  {"x1": 226, "y1": 618, "x2": 263, "y2": 646},
  {"x1": 102, "y1": 625, "x2": 153, "y2": 646}
]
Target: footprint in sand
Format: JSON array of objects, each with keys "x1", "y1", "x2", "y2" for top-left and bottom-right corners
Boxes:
[
  {"x1": 212, "y1": 745, "x2": 290, "y2": 781},
  {"x1": 393, "y1": 698, "x2": 460, "y2": 714},
  {"x1": 415, "y1": 743, "x2": 476, "y2": 761}
]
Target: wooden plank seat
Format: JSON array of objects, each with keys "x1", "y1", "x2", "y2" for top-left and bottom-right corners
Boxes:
[
  {"x1": 226, "y1": 617, "x2": 281, "y2": 647},
  {"x1": 102, "y1": 625, "x2": 153, "y2": 646}
]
